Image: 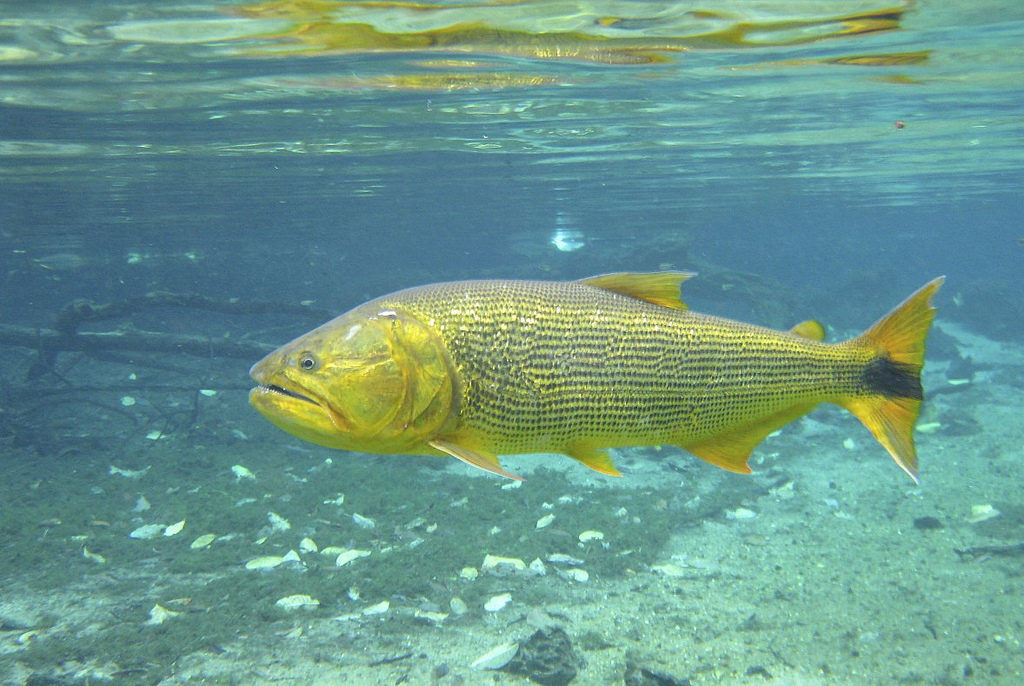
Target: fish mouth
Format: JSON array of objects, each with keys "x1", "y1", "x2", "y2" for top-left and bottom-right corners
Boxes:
[{"x1": 256, "y1": 383, "x2": 319, "y2": 406}]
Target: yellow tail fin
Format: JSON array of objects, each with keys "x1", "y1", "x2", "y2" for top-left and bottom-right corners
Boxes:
[{"x1": 840, "y1": 277, "x2": 944, "y2": 483}]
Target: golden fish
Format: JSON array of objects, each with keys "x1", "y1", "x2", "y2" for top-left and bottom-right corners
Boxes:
[{"x1": 249, "y1": 272, "x2": 943, "y2": 482}]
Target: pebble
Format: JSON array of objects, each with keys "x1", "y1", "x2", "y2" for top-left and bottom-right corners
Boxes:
[
  {"x1": 561, "y1": 568, "x2": 589, "y2": 583},
  {"x1": 335, "y1": 549, "x2": 371, "y2": 566},
  {"x1": 449, "y1": 597, "x2": 469, "y2": 615},
  {"x1": 459, "y1": 566, "x2": 479, "y2": 581},
  {"x1": 275, "y1": 594, "x2": 319, "y2": 611},
  {"x1": 578, "y1": 530, "x2": 604, "y2": 543},
  {"x1": 352, "y1": 513, "x2": 375, "y2": 529},
  {"x1": 299, "y1": 537, "x2": 318, "y2": 554},
  {"x1": 484, "y1": 593, "x2": 512, "y2": 612},
  {"x1": 143, "y1": 604, "x2": 180, "y2": 626},
  {"x1": 267, "y1": 512, "x2": 291, "y2": 532},
  {"x1": 726, "y1": 507, "x2": 757, "y2": 520},
  {"x1": 231, "y1": 464, "x2": 256, "y2": 481},
  {"x1": 481, "y1": 554, "x2": 526, "y2": 576},
  {"x1": 129, "y1": 524, "x2": 166, "y2": 540},
  {"x1": 362, "y1": 600, "x2": 390, "y2": 616},
  {"x1": 547, "y1": 553, "x2": 584, "y2": 566},
  {"x1": 536, "y1": 513, "x2": 556, "y2": 529}
]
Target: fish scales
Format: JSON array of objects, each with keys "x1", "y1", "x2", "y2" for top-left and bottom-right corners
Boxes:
[
  {"x1": 371, "y1": 280, "x2": 867, "y2": 453},
  {"x1": 249, "y1": 271, "x2": 943, "y2": 482}
]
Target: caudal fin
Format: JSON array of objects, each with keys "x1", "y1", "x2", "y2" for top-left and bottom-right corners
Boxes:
[{"x1": 840, "y1": 277, "x2": 945, "y2": 483}]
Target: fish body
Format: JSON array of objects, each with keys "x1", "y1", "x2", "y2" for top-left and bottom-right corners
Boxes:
[{"x1": 249, "y1": 272, "x2": 943, "y2": 481}]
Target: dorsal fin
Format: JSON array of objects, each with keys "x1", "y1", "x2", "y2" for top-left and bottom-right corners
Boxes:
[
  {"x1": 789, "y1": 319, "x2": 826, "y2": 340},
  {"x1": 579, "y1": 271, "x2": 694, "y2": 310}
]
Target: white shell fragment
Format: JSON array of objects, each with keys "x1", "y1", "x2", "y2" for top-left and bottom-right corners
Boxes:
[
  {"x1": 561, "y1": 568, "x2": 589, "y2": 583},
  {"x1": 245, "y1": 555, "x2": 285, "y2": 570},
  {"x1": 471, "y1": 642, "x2": 519, "y2": 670},
  {"x1": 335, "y1": 549, "x2": 372, "y2": 567},
  {"x1": 578, "y1": 530, "x2": 605, "y2": 543},
  {"x1": 144, "y1": 604, "x2": 180, "y2": 626},
  {"x1": 231, "y1": 464, "x2": 256, "y2": 481},
  {"x1": 110, "y1": 464, "x2": 150, "y2": 480},
  {"x1": 190, "y1": 534, "x2": 217, "y2": 550},
  {"x1": 481, "y1": 554, "x2": 526, "y2": 576},
  {"x1": 362, "y1": 600, "x2": 390, "y2": 616},
  {"x1": 726, "y1": 507, "x2": 757, "y2": 520},
  {"x1": 275, "y1": 594, "x2": 320, "y2": 611},
  {"x1": 299, "y1": 537, "x2": 318, "y2": 554},
  {"x1": 459, "y1": 566, "x2": 479, "y2": 581},
  {"x1": 129, "y1": 524, "x2": 166, "y2": 540},
  {"x1": 967, "y1": 504, "x2": 1000, "y2": 523},
  {"x1": 484, "y1": 593, "x2": 512, "y2": 612},
  {"x1": 547, "y1": 553, "x2": 584, "y2": 566},
  {"x1": 352, "y1": 513, "x2": 375, "y2": 529},
  {"x1": 163, "y1": 519, "x2": 186, "y2": 537},
  {"x1": 414, "y1": 609, "x2": 449, "y2": 624},
  {"x1": 82, "y1": 546, "x2": 106, "y2": 565},
  {"x1": 535, "y1": 514, "x2": 556, "y2": 529},
  {"x1": 267, "y1": 512, "x2": 291, "y2": 532}
]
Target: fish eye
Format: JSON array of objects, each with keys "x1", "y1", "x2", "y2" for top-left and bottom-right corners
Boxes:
[{"x1": 298, "y1": 352, "x2": 319, "y2": 371}]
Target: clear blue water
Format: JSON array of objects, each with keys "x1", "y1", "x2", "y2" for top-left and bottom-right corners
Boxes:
[{"x1": 1, "y1": 1, "x2": 1023, "y2": 684}]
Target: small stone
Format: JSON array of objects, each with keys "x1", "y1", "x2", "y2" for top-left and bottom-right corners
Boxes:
[
  {"x1": 267, "y1": 511, "x2": 290, "y2": 532},
  {"x1": 129, "y1": 524, "x2": 166, "y2": 540},
  {"x1": 231, "y1": 464, "x2": 256, "y2": 481},
  {"x1": 449, "y1": 597, "x2": 469, "y2": 615},
  {"x1": 459, "y1": 566, "x2": 479, "y2": 581},
  {"x1": 726, "y1": 507, "x2": 757, "y2": 520},
  {"x1": 504, "y1": 627, "x2": 581, "y2": 686},
  {"x1": 546, "y1": 553, "x2": 585, "y2": 566},
  {"x1": 143, "y1": 604, "x2": 180, "y2": 626},
  {"x1": 484, "y1": 593, "x2": 512, "y2": 612},
  {"x1": 335, "y1": 549, "x2": 371, "y2": 566},
  {"x1": 362, "y1": 600, "x2": 389, "y2": 616},
  {"x1": 482, "y1": 554, "x2": 527, "y2": 576},
  {"x1": 562, "y1": 568, "x2": 589, "y2": 583},
  {"x1": 275, "y1": 594, "x2": 319, "y2": 611},
  {"x1": 352, "y1": 513, "x2": 375, "y2": 529},
  {"x1": 299, "y1": 537, "x2": 318, "y2": 553},
  {"x1": 578, "y1": 530, "x2": 604, "y2": 543},
  {"x1": 536, "y1": 513, "x2": 556, "y2": 529}
]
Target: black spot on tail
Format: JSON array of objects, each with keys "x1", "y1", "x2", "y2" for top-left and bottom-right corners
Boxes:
[{"x1": 862, "y1": 356, "x2": 923, "y2": 400}]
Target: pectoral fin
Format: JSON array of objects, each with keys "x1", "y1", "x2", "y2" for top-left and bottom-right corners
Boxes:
[{"x1": 429, "y1": 439, "x2": 524, "y2": 481}]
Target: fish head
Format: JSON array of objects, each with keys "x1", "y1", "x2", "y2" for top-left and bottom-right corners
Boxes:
[{"x1": 249, "y1": 304, "x2": 455, "y2": 454}]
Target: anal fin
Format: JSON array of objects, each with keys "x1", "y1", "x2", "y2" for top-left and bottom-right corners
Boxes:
[
  {"x1": 681, "y1": 403, "x2": 818, "y2": 474},
  {"x1": 429, "y1": 439, "x2": 524, "y2": 481}
]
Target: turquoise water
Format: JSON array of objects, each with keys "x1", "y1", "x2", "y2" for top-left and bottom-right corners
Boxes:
[{"x1": 1, "y1": 1, "x2": 1023, "y2": 684}]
